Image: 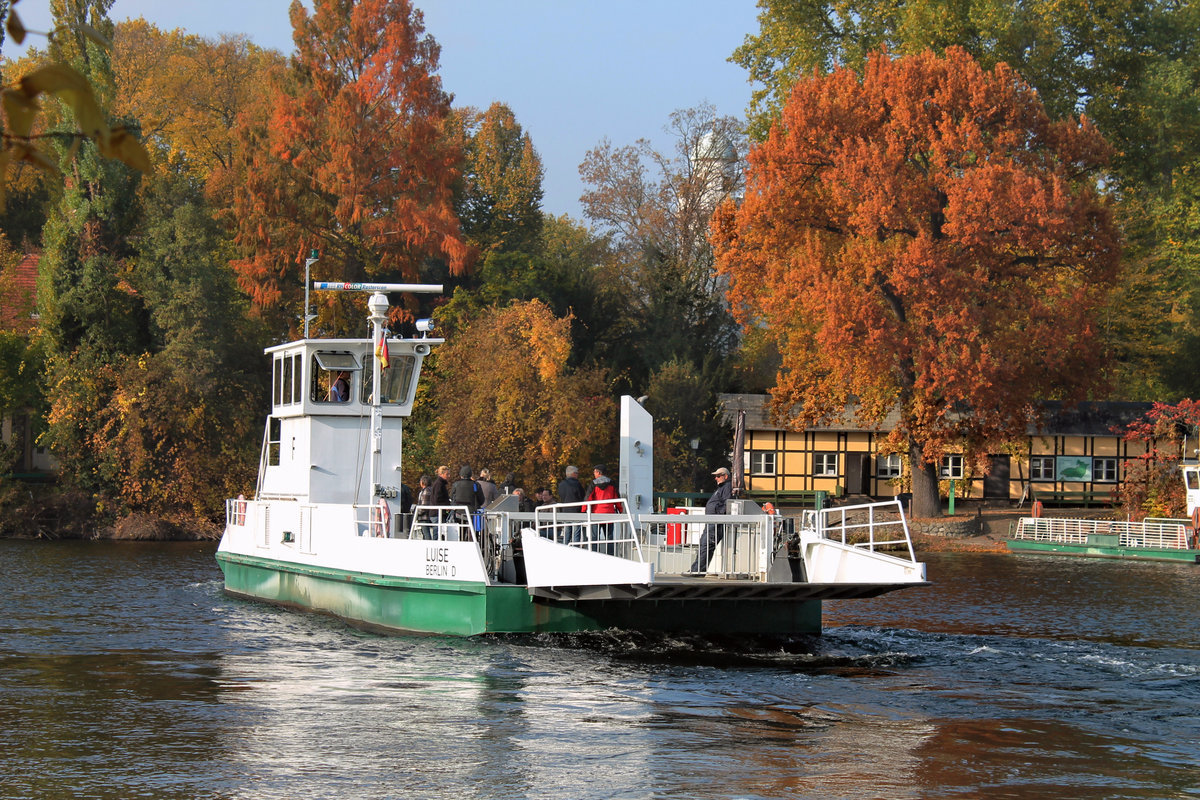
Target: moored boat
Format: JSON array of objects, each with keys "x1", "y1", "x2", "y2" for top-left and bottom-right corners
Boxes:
[
  {"x1": 216, "y1": 284, "x2": 929, "y2": 636},
  {"x1": 1007, "y1": 464, "x2": 1200, "y2": 563}
]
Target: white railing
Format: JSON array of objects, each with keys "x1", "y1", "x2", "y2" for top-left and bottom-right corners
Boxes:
[
  {"x1": 804, "y1": 499, "x2": 917, "y2": 562},
  {"x1": 405, "y1": 504, "x2": 479, "y2": 542},
  {"x1": 636, "y1": 512, "x2": 780, "y2": 578},
  {"x1": 1014, "y1": 517, "x2": 1192, "y2": 550},
  {"x1": 532, "y1": 499, "x2": 644, "y2": 562}
]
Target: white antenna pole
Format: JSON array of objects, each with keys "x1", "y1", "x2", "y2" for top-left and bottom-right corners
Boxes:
[{"x1": 303, "y1": 250, "x2": 319, "y2": 338}]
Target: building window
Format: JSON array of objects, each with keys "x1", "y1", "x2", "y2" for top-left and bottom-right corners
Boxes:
[
  {"x1": 814, "y1": 452, "x2": 838, "y2": 477},
  {"x1": 940, "y1": 454, "x2": 964, "y2": 479},
  {"x1": 1094, "y1": 457, "x2": 1118, "y2": 482},
  {"x1": 1030, "y1": 456, "x2": 1055, "y2": 481},
  {"x1": 750, "y1": 451, "x2": 776, "y2": 475},
  {"x1": 876, "y1": 454, "x2": 903, "y2": 478}
]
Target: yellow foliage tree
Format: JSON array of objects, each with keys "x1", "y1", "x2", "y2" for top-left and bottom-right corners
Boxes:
[{"x1": 429, "y1": 299, "x2": 614, "y2": 490}]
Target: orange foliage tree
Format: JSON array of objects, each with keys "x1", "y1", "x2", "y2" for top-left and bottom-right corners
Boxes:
[
  {"x1": 712, "y1": 48, "x2": 1121, "y2": 518},
  {"x1": 427, "y1": 299, "x2": 614, "y2": 491},
  {"x1": 232, "y1": 0, "x2": 469, "y2": 336}
]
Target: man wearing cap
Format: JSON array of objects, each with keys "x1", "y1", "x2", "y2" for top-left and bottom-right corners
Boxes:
[{"x1": 690, "y1": 466, "x2": 733, "y2": 573}]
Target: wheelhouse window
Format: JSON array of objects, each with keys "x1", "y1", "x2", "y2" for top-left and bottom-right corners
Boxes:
[
  {"x1": 1030, "y1": 456, "x2": 1055, "y2": 481},
  {"x1": 814, "y1": 452, "x2": 838, "y2": 477},
  {"x1": 272, "y1": 352, "x2": 303, "y2": 407},
  {"x1": 311, "y1": 351, "x2": 362, "y2": 404},
  {"x1": 267, "y1": 417, "x2": 281, "y2": 466},
  {"x1": 876, "y1": 454, "x2": 902, "y2": 478},
  {"x1": 361, "y1": 354, "x2": 417, "y2": 405},
  {"x1": 1093, "y1": 457, "x2": 1118, "y2": 482},
  {"x1": 750, "y1": 451, "x2": 776, "y2": 475},
  {"x1": 940, "y1": 455, "x2": 964, "y2": 479}
]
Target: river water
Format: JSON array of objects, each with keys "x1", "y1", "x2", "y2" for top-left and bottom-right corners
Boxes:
[{"x1": 1, "y1": 540, "x2": 1197, "y2": 800}]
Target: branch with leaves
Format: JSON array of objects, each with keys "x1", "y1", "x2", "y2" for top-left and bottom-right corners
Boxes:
[{"x1": 0, "y1": 0, "x2": 150, "y2": 209}]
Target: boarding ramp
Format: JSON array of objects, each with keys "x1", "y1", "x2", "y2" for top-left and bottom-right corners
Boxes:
[{"x1": 520, "y1": 499, "x2": 653, "y2": 587}]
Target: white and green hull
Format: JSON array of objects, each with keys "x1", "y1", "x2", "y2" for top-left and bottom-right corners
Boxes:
[{"x1": 215, "y1": 547, "x2": 826, "y2": 636}]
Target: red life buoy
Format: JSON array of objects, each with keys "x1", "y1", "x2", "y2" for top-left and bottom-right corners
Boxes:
[
  {"x1": 235, "y1": 494, "x2": 247, "y2": 526},
  {"x1": 1191, "y1": 506, "x2": 1199, "y2": 531},
  {"x1": 371, "y1": 498, "x2": 391, "y2": 537},
  {"x1": 1032, "y1": 500, "x2": 1043, "y2": 519}
]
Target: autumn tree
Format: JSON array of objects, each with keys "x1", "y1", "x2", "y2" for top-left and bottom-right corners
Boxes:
[
  {"x1": 232, "y1": 0, "x2": 468, "y2": 337},
  {"x1": 1119, "y1": 400, "x2": 1200, "y2": 519},
  {"x1": 426, "y1": 299, "x2": 614, "y2": 491},
  {"x1": 712, "y1": 48, "x2": 1121, "y2": 518},
  {"x1": 112, "y1": 21, "x2": 284, "y2": 202},
  {"x1": 732, "y1": 0, "x2": 1200, "y2": 399}
]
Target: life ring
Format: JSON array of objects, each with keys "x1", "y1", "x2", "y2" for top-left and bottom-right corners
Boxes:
[
  {"x1": 1032, "y1": 500, "x2": 1043, "y2": 519},
  {"x1": 1191, "y1": 506, "x2": 1199, "y2": 531},
  {"x1": 235, "y1": 494, "x2": 247, "y2": 526},
  {"x1": 371, "y1": 498, "x2": 391, "y2": 537}
]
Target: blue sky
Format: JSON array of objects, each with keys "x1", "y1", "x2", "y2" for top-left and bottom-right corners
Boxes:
[{"x1": 11, "y1": 0, "x2": 762, "y2": 221}]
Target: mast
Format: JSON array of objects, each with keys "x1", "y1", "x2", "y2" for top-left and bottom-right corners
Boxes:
[{"x1": 311, "y1": 281, "x2": 443, "y2": 507}]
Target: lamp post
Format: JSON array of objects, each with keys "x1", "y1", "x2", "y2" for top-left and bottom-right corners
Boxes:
[
  {"x1": 303, "y1": 249, "x2": 319, "y2": 339},
  {"x1": 690, "y1": 436, "x2": 701, "y2": 493}
]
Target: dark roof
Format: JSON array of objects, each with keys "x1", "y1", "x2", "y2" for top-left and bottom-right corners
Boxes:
[{"x1": 719, "y1": 394, "x2": 1152, "y2": 437}]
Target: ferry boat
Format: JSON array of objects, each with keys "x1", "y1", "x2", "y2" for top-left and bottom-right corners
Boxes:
[
  {"x1": 215, "y1": 284, "x2": 929, "y2": 636},
  {"x1": 1007, "y1": 465, "x2": 1200, "y2": 563}
]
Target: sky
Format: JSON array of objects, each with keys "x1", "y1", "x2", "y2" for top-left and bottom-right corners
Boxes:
[{"x1": 11, "y1": 0, "x2": 763, "y2": 221}]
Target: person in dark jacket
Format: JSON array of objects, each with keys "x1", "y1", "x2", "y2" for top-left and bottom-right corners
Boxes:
[
  {"x1": 450, "y1": 465, "x2": 485, "y2": 513},
  {"x1": 557, "y1": 465, "x2": 586, "y2": 543},
  {"x1": 689, "y1": 466, "x2": 733, "y2": 573},
  {"x1": 431, "y1": 465, "x2": 451, "y2": 506},
  {"x1": 450, "y1": 465, "x2": 486, "y2": 542}
]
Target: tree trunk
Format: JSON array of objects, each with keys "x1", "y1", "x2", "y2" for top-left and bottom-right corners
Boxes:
[{"x1": 908, "y1": 440, "x2": 942, "y2": 519}]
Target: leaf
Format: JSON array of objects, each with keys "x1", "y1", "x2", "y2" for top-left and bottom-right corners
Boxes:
[
  {"x1": 98, "y1": 126, "x2": 151, "y2": 173},
  {"x1": 78, "y1": 22, "x2": 112, "y2": 49},
  {"x1": 10, "y1": 142, "x2": 62, "y2": 179},
  {"x1": 19, "y1": 63, "x2": 110, "y2": 141},
  {"x1": 2, "y1": 87, "x2": 41, "y2": 138},
  {"x1": 6, "y1": 7, "x2": 26, "y2": 45}
]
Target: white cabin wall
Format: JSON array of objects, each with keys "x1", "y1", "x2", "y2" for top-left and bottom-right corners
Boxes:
[{"x1": 620, "y1": 396, "x2": 654, "y2": 519}]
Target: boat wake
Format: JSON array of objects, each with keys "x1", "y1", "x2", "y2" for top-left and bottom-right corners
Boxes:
[{"x1": 494, "y1": 628, "x2": 921, "y2": 672}]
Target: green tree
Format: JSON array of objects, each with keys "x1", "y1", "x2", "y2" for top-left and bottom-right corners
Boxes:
[{"x1": 455, "y1": 102, "x2": 544, "y2": 256}]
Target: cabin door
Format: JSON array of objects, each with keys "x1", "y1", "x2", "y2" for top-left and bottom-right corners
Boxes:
[{"x1": 983, "y1": 455, "x2": 1010, "y2": 500}]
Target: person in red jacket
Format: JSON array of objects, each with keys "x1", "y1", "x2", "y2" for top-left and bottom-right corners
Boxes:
[{"x1": 585, "y1": 464, "x2": 620, "y2": 554}]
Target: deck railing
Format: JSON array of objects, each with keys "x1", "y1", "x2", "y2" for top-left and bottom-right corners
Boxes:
[
  {"x1": 804, "y1": 499, "x2": 917, "y2": 562},
  {"x1": 531, "y1": 499, "x2": 644, "y2": 562},
  {"x1": 635, "y1": 513, "x2": 781, "y2": 578}
]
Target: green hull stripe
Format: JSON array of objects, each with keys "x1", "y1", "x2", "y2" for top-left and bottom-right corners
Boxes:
[
  {"x1": 1007, "y1": 540, "x2": 1200, "y2": 563},
  {"x1": 216, "y1": 551, "x2": 824, "y2": 636}
]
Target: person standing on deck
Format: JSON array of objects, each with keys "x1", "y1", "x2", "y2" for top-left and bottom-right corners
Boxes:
[
  {"x1": 431, "y1": 465, "x2": 452, "y2": 506},
  {"x1": 690, "y1": 467, "x2": 733, "y2": 573},
  {"x1": 450, "y1": 465, "x2": 486, "y2": 541},
  {"x1": 557, "y1": 465, "x2": 586, "y2": 543},
  {"x1": 585, "y1": 464, "x2": 619, "y2": 554},
  {"x1": 477, "y1": 468, "x2": 499, "y2": 506}
]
